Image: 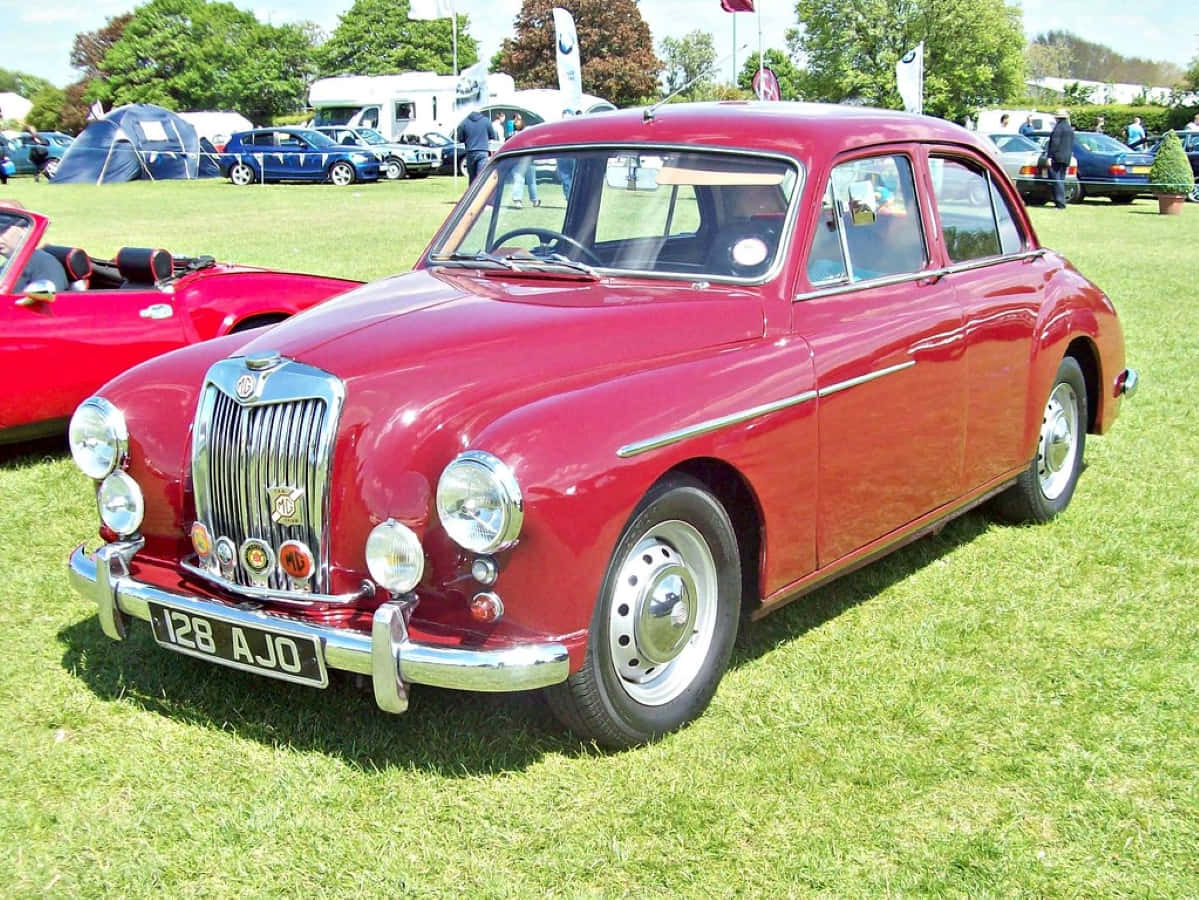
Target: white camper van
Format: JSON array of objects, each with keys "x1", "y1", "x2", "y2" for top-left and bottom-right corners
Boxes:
[{"x1": 309, "y1": 69, "x2": 514, "y2": 141}]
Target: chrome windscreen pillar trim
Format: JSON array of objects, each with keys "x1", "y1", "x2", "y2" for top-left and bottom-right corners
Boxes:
[
  {"x1": 67, "y1": 543, "x2": 571, "y2": 705},
  {"x1": 371, "y1": 603, "x2": 411, "y2": 714}
]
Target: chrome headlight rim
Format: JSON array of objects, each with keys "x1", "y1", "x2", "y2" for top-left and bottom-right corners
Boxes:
[
  {"x1": 97, "y1": 470, "x2": 145, "y2": 537},
  {"x1": 365, "y1": 519, "x2": 425, "y2": 594},
  {"x1": 69, "y1": 396, "x2": 128, "y2": 480},
  {"x1": 436, "y1": 450, "x2": 523, "y2": 554}
]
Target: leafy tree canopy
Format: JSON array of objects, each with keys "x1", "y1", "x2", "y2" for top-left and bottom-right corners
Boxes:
[
  {"x1": 496, "y1": 0, "x2": 662, "y2": 108},
  {"x1": 1028, "y1": 30, "x2": 1184, "y2": 86},
  {"x1": 318, "y1": 0, "x2": 478, "y2": 76},
  {"x1": 0, "y1": 68, "x2": 54, "y2": 98},
  {"x1": 659, "y1": 30, "x2": 717, "y2": 100},
  {"x1": 737, "y1": 48, "x2": 807, "y2": 100},
  {"x1": 72, "y1": 14, "x2": 133, "y2": 81},
  {"x1": 93, "y1": 0, "x2": 318, "y2": 123},
  {"x1": 789, "y1": 0, "x2": 1025, "y2": 122}
]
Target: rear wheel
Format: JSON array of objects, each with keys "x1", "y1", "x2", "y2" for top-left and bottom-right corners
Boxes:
[
  {"x1": 1064, "y1": 181, "x2": 1079, "y2": 203},
  {"x1": 384, "y1": 157, "x2": 406, "y2": 180},
  {"x1": 42, "y1": 158, "x2": 60, "y2": 179},
  {"x1": 229, "y1": 162, "x2": 256, "y2": 186},
  {"x1": 329, "y1": 161, "x2": 356, "y2": 186},
  {"x1": 1189, "y1": 185, "x2": 1199, "y2": 202},
  {"x1": 1072, "y1": 183, "x2": 1086, "y2": 204},
  {"x1": 546, "y1": 474, "x2": 741, "y2": 748},
  {"x1": 993, "y1": 356, "x2": 1087, "y2": 523}
]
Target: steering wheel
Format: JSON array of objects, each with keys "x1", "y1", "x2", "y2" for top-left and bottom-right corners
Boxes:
[{"x1": 489, "y1": 227, "x2": 602, "y2": 266}]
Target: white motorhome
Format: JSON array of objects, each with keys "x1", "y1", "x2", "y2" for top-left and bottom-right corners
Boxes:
[{"x1": 309, "y1": 69, "x2": 514, "y2": 140}]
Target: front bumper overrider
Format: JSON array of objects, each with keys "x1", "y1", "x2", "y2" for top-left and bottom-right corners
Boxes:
[{"x1": 69, "y1": 541, "x2": 570, "y2": 713}]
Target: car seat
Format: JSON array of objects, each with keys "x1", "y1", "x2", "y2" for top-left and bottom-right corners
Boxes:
[{"x1": 43, "y1": 244, "x2": 92, "y2": 290}]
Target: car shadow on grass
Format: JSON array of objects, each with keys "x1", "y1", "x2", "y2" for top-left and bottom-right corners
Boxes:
[{"x1": 58, "y1": 508, "x2": 994, "y2": 771}]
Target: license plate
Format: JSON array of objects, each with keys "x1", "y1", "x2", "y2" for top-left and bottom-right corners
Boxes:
[
  {"x1": 148, "y1": 601, "x2": 328, "y2": 687},
  {"x1": 1131, "y1": 166, "x2": 1150, "y2": 174}
]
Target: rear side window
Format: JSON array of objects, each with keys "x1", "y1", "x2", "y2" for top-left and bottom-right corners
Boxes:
[
  {"x1": 806, "y1": 153, "x2": 926, "y2": 284},
  {"x1": 928, "y1": 157, "x2": 1024, "y2": 262}
]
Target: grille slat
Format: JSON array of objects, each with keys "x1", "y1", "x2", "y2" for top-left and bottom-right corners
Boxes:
[{"x1": 191, "y1": 360, "x2": 342, "y2": 596}]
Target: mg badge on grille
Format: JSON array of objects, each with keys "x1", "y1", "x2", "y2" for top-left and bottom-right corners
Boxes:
[
  {"x1": 268, "y1": 486, "x2": 305, "y2": 526},
  {"x1": 235, "y1": 373, "x2": 256, "y2": 400}
]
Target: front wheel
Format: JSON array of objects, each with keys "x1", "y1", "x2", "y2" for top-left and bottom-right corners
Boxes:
[
  {"x1": 993, "y1": 356, "x2": 1087, "y2": 523},
  {"x1": 384, "y1": 157, "x2": 406, "y2": 180},
  {"x1": 546, "y1": 475, "x2": 741, "y2": 748},
  {"x1": 229, "y1": 162, "x2": 256, "y2": 186},
  {"x1": 42, "y1": 158, "x2": 60, "y2": 179},
  {"x1": 329, "y1": 161, "x2": 356, "y2": 186}
]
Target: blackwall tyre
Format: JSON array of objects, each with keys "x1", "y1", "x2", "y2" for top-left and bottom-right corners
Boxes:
[
  {"x1": 993, "y1": 356, "x2": 1087, "y2": 523},
  {"x1": 546, "y1": 474, "x2": 741, "y2": 748},
  {"x1": 330, "y1": 161, "x2": 355, "y2": 186}
]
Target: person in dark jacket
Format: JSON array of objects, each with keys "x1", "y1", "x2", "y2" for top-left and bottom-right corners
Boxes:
[
  {"x1": 1046, "y1": 108, "x2": 1075, "y2": 210},
  {"x1": 455, "y1": 110, "x2": 493, "y2": 184},
  {"x1": 25, "y1": 126, "x2": 51, "y2": 183}
]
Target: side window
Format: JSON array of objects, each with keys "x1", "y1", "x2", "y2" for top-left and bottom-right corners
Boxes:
[
  {"x1": 929, "y1": 157, "x2": 1022, "y2": 262},
  {"x1": 809, "y1": 153, "x2": 926, "y2": 284}
]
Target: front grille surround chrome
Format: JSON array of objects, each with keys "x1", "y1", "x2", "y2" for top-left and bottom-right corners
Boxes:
[{"x1": 191, "y1": 355, "x2": 345, "y2": 598}]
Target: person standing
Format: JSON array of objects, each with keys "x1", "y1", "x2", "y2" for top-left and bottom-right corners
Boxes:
[
  {"x1": 1019, "y1": 114, "x2": 1037, "y2": 138},
  {"x1": 25, "y1": 126, "x2": 50, "y2": 183},
  {"x1": 1047, "y1": 108, "x2": 1075, "y2": 210},
  {"x1": 1126, "y1": 116, "x2": 1146, "y2": 148},
  {"x1": 455, "y1": 109, "x2": 493, "y2": 185},
  {"x1": 509, "y1": 114, "x2": 539, "y2": 208},
  {"x1": 1186, "y1": 114, "x2": 1199, "y2": 131},
  {"x1": 1095, "y1": 115, "x2": 1106, "y2": 134},
  {"x1": 999, "y1": 113, "x2": 1011, "y2": 131}
]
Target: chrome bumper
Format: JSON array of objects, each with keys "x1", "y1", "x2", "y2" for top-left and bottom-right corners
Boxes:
[{"x1": 68, "y1": 542, "x2": 569, "y2": 713}]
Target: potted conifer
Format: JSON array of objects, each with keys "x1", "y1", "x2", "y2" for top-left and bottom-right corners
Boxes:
[{"x1": 1147, "y1": 131, "x2": 1194, "y2": 215}]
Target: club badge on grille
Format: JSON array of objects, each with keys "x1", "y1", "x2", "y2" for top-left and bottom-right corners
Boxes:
[
  {"x1": 235, "y1": 374, "x2": 256, "y2": 400},
  {"x1": 268, "y1": 486, "x2": 305, "y2": 526},
  {"x1": 240, "y1": 538, "x2": 275, "y2": 581}
]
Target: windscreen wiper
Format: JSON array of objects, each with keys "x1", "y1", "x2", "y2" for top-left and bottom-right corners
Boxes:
[{"x1": 427, "y1": 251, "x2": 518, "y2": 270}]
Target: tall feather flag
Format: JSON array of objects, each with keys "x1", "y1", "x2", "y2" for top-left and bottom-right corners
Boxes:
[
  {"x1": 720, "y1": 0, "x2": 754, "y2": 10},
  {"x1": 408, "y1": 0, "x2": 453, "y2": 18},
  {"x1": 896, "y1": 42, "x2": 924, "y2": 114},
  {"x1": 553, "y1": 7, "x2": 584, "y2": 114}
]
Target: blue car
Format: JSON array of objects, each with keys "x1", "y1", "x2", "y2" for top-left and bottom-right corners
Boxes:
[
  {"x1": 221, "y1": 128, "x2": 379, "y2": 186},
  {"x1": 1033, "y1": 130, "x2": 1154, "y2": 203},
  {"x1": 1, "y1": 131, "x2": 73, "y2": 178}
]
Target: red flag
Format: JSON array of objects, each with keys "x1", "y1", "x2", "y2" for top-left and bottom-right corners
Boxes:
[{"x1": 720, "y1": 0, "x2": 754, "y2": 11}]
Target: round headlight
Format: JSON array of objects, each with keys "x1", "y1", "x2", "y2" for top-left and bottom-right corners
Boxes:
[
  {"x1": 69, "y1": 397, "x2": 128, "y2": 480},
  {"x1": 98, "y1": 470, "x2": 144, "y2": 537},
  {"x1": 365, "y1": 520, "x2": 424, "y2": 594},
  {"x1": 436, "y1": 451, "x2": 523, "y2": 553}
]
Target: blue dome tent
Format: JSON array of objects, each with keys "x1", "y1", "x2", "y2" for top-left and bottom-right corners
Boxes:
[{"x1": 52, "y1": 104, "x2": 220, "y2": 184}]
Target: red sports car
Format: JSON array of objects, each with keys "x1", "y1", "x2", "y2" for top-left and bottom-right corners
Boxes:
[
  {"x1": 67, "y1": 103, "x2": 1137, "y2": 747},
  {"x1": 0, "y1": 205, "x2": 360, "y2": 443}
]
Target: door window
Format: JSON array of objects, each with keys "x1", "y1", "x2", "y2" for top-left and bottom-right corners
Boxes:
[{"x1": 928, "y1": 156, "x2": 1024, "y2": 261}]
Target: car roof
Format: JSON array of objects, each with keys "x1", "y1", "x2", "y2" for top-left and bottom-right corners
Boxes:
[{"x1": 500, "y1": 101, "x2": 993, "y2": 166}]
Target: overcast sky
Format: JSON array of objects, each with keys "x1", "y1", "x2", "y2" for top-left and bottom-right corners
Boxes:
[{"x1": 3, "y1": 0, "x2": 1196, "y2": 94}]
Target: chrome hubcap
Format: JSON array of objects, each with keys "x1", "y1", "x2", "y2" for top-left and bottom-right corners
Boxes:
[
  {"x1": 1037, "y1": 382, "x2": 1079, "y2": 499},
  {"x1": 607, "y1": 521, "x2": 717, "y2": 706},
  {"x1": 332, "y1": 166, "x2": 351, "y2": 185}
]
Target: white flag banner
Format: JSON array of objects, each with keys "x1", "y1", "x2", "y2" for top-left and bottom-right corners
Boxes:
[
  {"x1": 409, "y1": 0, "x2": 453, "y2": 20},
  {"x1": 553, "y1": 7, "x2": 583, "y2": 114},
  {"x1": 896, "y1": 42, "x2": 923, "y2": 114}
]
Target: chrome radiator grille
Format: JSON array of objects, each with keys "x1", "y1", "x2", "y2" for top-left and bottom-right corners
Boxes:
[{"x1": 191, "y1": 355, "x2": 344, "y2": 595}]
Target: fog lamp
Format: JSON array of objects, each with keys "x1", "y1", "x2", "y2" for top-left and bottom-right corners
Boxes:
[
  {"x1": 98, "y1": 471, "x2": 144, "y2": 537},
  {"x1": 365, "y1": 520, "x2": 424, "y2": 594}
]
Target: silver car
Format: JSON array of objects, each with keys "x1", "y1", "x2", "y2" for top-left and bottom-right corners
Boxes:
[
  {"x1": 315, "y1": 126, "x2": 438, "y2": 180},
  {"x1": 987, "y1": 133, "x2": 1079, "y2": 205}
]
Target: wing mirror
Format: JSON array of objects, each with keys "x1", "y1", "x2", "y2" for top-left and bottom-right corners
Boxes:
[{"x1": 15, "y1": 280, "x2": 58, "y2": 306}]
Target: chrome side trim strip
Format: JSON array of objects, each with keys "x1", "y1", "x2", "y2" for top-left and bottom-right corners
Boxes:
[
  {"x1": 817, "y1": 360, "x2": 915, "y2": 398},
  {"x1": 69, "y1": 544, "x2": 571, "y2": 699},
  {"x1": 616, "y1": 389, "x2": 818, "y2": 459},
  {"x1": 794, "y1": 249, "x2": 1046, "y2": 302}
]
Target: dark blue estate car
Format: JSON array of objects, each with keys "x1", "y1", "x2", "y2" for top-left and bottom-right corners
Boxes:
[
  {"x1": 1034, "y1": 130, "x2": 1154, "y2": 203},
  {"x1": 221, "y1": 128, "x2": 379, "y2": 186}
]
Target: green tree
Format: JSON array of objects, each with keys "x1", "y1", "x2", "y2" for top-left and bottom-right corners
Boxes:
[
  {"x1": 737, "y1": 48, "x2": 807, "y2": 100},
  {"x1": 789, "y1": 0, "x2": 1024, "y2": 122},
  {"x1": 72, "y1": 14, "x2": 133, "y2": 81},
  {"x1": 659, "y1": 30, "x2": 717, "y2": 99},
  {"x1": 0, "y1": 68, "x2": 54, "y2": 98},
  {"x1": 26, "y1": 86, "x2": 69, "y2": 131},
  {"x1": 319, "y1": 0, "x2": 478, "y2": 76},
  {"x1": 94, "y1": 0, "x2": 318, "y2": 122},
  {"x1": 496, "y1": 0, "x2": 661, "y2": 107}
]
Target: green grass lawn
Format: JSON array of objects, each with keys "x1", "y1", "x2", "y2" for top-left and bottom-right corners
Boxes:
[{"x1": 1, "y1": 179, "x2": 1196, "y2": 896}]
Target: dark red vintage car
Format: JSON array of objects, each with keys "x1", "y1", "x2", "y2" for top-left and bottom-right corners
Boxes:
[
  {"x1": 68, "y1": 103, "x2": 1137, "y2": 747},
  {"x1": 0, "y1": 205, "x2": 359, "y2": 443}
]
